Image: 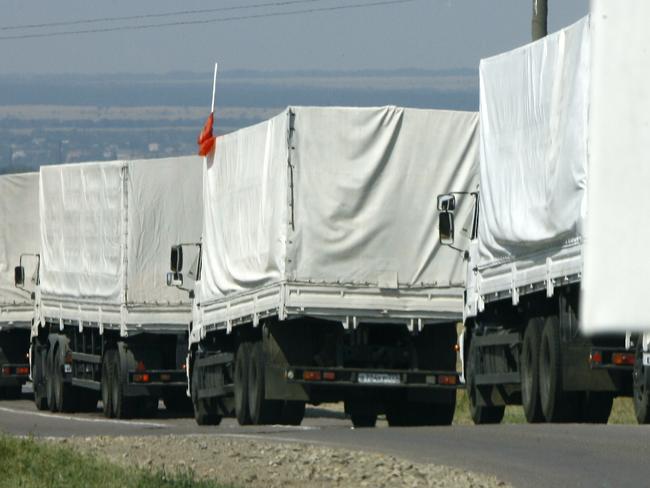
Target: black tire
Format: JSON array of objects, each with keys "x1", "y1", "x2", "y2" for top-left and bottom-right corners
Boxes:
[
  {"x1": 101, "y1": 350, "x2": 114, "y2": 418},
  {"x1": 580, "y1": 391, "x2": 613, "y2": 424},
  {"x1": 466, "y1": 337, "x2": 505, "y2": 424},
  {"x1": 191, "y1": 358, "x2": 222, "y2": 426},
  {"x1": 350, "y1": 413, "x2": 377, "y2": 428},
  {"x1": 32, "y1": 344, "x2": 49, "y2": 410},
  {"x1": 280, "y1": 401, "x2": 306, "y2": 426},
  {"x1": 110, "y1": 348, "x2": 134, "y2": 419},
  {"x1": 247, "y1": 341, "x2": 282, "y2": 425},
  {"x1": 234, "y1": 342, "x2": 252, "y2": 425},
  {"x1": 52, "y1": 339, "x2": 77, "y2": 413},
  {"x1": 521, "y1": 318, "x2": 544, "y2": 423},
  {"x1": 633, "y1": 341, "x2": 650, "y2": 424},
  {"x1": 539, "y1": 316, "x2": 576, "y2": 422},
  {"x1": 46, "y1": 345, "x2": 57, "y2": 412}
]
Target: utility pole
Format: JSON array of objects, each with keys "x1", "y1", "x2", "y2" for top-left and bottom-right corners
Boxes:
[{"x1": 532, "y1": 0, "x2": 548, "y2": 41}]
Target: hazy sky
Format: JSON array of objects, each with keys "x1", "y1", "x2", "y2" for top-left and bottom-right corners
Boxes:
[{"x1": 1, "y1": 0, "x2": 589, "y2": 74}]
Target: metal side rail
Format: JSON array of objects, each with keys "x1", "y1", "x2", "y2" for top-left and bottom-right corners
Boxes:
[{"x1": 195, "y1": 281, "x2": 464, "y2": 338}]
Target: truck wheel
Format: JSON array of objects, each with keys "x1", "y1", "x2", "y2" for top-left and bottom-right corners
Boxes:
[
  {"x1": 32, "y1": 343, "x2": 49, "y2": 410},
  {"x1": 110, "y1": 348, "x2": 134, "y2": 419},
  {"x1": 247, "y1": 341, "x2": 282, "y2": 425},
  {"x1": 539, "y1": 316, "x2": 575, "y2": 422},
  {"x1": 350, "y1": 413, "x2": 377, "y2": 428},
  {"x1": 234, "y1": 342, "x2": 252, "y2": 425},
  {"x1": 191, "y1": 359, "x2": 222, "y2": 426},
  {"x1": 52, "y1": 339, "x2": 78, "y2": 413},
  {"x1": 580, "y1": 392, "x2": 613, "y2": 423},
  {"x1": 521, "y1": 318, "x2": 544, "y2": 423},
  {"x1": 101, "y1": 350, "x2": 114, "y2": 418},
  {"x1": 633, "y1": 342, "x2": 650, "y2": 424},
  {"x1": 46, "y1": 346, "x2": 57, "y2": 412},
  {"x1": 466, "y1": 338, "x2": 505, "y2": 424},
  {"x1": 281, "y1": 401, "x2": 306, "y2": 425}
]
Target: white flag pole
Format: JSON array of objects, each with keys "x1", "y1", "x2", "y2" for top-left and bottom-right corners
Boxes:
[{"x1": 211, "y1": 62, "x2": 218, "y2": 113}]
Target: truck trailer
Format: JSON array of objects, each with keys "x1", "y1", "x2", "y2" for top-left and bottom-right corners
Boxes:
[
  {"x1": 438, "y1": 16, "x2": 631, "y2": 425},
  {"x1": 16, "y1": 156, "x2": 202, "y2": 417},
  {"x1": 0, "y1": 173, "x2": 39, "y2": 398},
  {"x1": 169, "y1": 106, "x2": 478, "y2": 427},
  {"x1": 580, "y1": 1, "x2": 650, "y2": 425}
]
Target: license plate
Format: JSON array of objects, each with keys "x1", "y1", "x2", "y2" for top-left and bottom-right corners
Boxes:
[
  {"x1": 643, "y1": 353, "x2": 650, "y2": 367},
  {"x1": 357, "y1": 372, "x2": 401, "y2": 385}
]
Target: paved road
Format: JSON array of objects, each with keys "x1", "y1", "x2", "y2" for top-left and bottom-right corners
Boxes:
[{"x1": 0, "y1": 389, "x2": 647, "y2": 488}]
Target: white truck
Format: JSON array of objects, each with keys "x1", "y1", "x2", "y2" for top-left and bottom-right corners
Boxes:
[
  {"x1": 15, "y1": 156, "x2": 203, "y2": 417},
  {"x1": 580, "y1": 1, "x2": 650, "y2": 424},
  {"x1": 0, "y1": 173, "x2": 39, "y2": 398},
  {"x1": 169, "y1": 105, "x2": 478, "y2": 427},
  {"x1": 438, "y1": 16, "x2": 631, "y2": 424}
]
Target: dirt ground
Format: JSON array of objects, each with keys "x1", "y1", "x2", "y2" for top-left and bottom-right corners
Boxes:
[{"x1": 54, "y1": 434, "x2": 510, "y2": 488}]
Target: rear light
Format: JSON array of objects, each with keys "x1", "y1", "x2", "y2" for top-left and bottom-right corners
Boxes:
[
  {"x1": 16, "y1": 367, "x2": 30, "y2": 376},
  {"x1": 65, "y1": 352, "x2": 73, "y2": 364},
  {"x1": 438, "y1": 375, "x2": 457, "y2": 385},
  {"x1": 612, "y1": 352, "x2": 635, "y2": 366},
  {"x1": 590, "y1": 351, "x2": 603, "y2": 365},
  {"x1": 323, "y1": 371, "x2": 336, "y2": 381},
  {"x1": 302, "y1": 371, "x2": 322, "y2": 381},
  {"x1": 181, "y1": 363, "x2": 187, "y2": 370},
  {"x1": 1, "y1": 367, "x2": 10, "y2": 376},
  {"x1": 133, "y1": 373, "x2": 150, "y2": 383},
  {"x1": 136, "y1": 360, "x2": 146, "y2": 372},
  {"x1": 453, "y1": 344, "x2": 460, "y2": 353},
  {"x1": 160, "y1": 373, "x2": 172, "y2": 382}
]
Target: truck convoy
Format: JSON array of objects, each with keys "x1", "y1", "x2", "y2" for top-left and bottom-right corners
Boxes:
[
  {"x1": 14, "y1": 156, "x2": 203, "y2": 417},
  {"x1": 438, "y1": 16, "x2": 631, "y2": 425},
  {"x1": 0, "y1": 173, "x2": 39, "y2": 399},
  {"x1": 169, "y1": 106, "x2": 478, "y2": 427}
]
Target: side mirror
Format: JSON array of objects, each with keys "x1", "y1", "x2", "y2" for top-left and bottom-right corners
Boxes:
[
  {"x1": 437, "y1": 194, "x2": 456, "y2": 212},
  {"x1": 14, "y1": 266, "x2": 25, "y2": 287},
  {"x1": 439, "y1": 212, "x2": 455, "y2": 245},
  {"x1": 166, "y1": 272, "x2": 184, "y2": 287},
  {"x1": 171, "y1": 245, "x2": 183, "y2": 273}
]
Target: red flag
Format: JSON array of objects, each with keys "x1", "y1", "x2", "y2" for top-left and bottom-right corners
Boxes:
[{"x1": 197, "y1": 112, "x2": 216, "y2": 156}]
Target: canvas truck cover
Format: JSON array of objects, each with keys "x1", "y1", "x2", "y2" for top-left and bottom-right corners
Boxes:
[
  {"x1": 0, "y1": 173, "x2": 39, "y2": 325},
  {"x1": 39, "y1": 156, "x2": 202, "y2": 327},
  {"x1": 582, "y1": 1, "x2": 650, "y2": 333},
  {"x1": 198, "y1": 106, "x2": 478, "y2": 307},
  {"x1": 478, "y1": 17, "x2": 590, "y2": 267}
]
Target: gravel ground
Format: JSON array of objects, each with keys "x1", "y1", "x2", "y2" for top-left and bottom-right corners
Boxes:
[{"x1": 50, "y1": 435, "x2": 510, "y2": 488}]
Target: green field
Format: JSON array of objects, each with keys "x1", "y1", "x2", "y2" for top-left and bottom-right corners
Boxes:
[{"x1": 0, "y1": 435, "x2": 233, "y2": 488}]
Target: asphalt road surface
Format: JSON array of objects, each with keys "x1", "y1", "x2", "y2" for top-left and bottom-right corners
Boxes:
[{"x1": 0, "y1": 388, "x2": 647, "y2": 488}]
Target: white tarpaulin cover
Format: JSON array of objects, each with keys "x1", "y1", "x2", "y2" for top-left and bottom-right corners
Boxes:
[
  {"x1": 582, "y1": 1, "x2": 650, "y2": 333},
  {"x1": 478, "y1": 17, "x2": 590, "y2": 266},
  {"x1": 199, "y1": 106, "x2": 478, "y2": 302},
  {"x1": 39, "y1": 157, "x2": 203, "y2": 313},
  {"x1": 0, "y1": 173, "x2": 40, "y2": 323}
]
